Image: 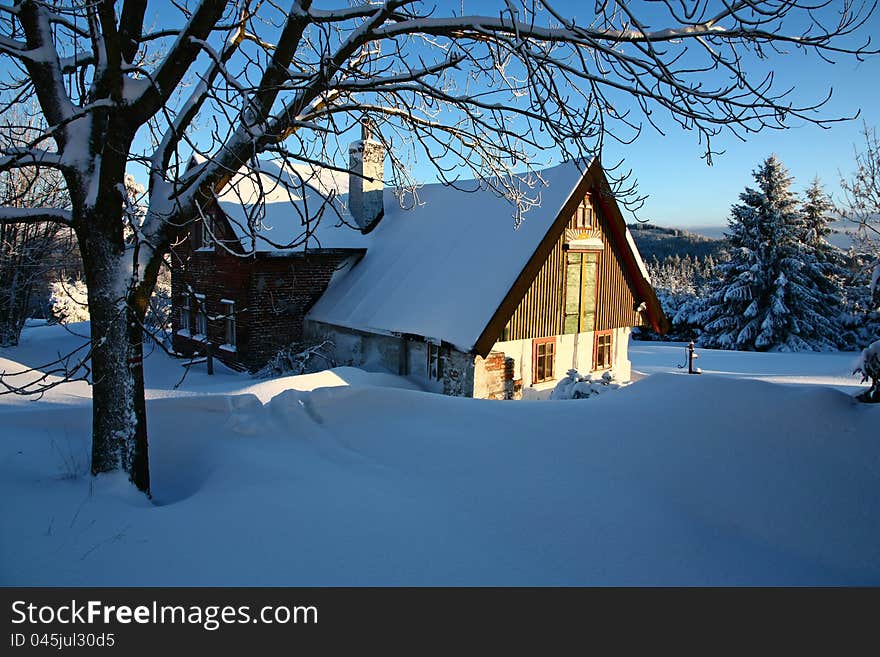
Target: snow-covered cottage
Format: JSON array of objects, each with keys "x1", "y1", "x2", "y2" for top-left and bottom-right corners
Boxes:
[{"x1": 171, "y1": 137, "x2": 667, "y2": 398}]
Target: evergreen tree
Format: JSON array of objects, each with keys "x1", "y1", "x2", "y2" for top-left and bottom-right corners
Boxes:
[
  {"x1": 697, "y1": 156, "x2": 840, "y2": 351},
  {"x1": 800, "y1": 178, "x2": 851, "y2": 347}
]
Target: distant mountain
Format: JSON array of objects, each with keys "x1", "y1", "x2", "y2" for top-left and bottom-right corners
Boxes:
[{"x1": 627, "y1": 222, "x2": 727, "y2": 261}]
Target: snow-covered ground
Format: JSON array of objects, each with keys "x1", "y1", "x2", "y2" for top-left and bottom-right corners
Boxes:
[
  {"x1": 1, "y1": 323, "x2": 878, "y2": 585},
  {"x1": 630, "y1": 341, "x2": 866, "y2": 393}
]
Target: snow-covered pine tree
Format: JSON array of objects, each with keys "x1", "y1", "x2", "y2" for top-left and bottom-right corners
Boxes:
[
  {"x1": 800, "y1": 178, "x2": 851, "y2": 347},
  {"x1": 697, "y1": 156, "x2": 840, "y2": 351}
]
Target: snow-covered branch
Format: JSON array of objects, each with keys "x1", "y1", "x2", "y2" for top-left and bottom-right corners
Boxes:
[
  {"x1": 0, "y1": 206, "x2": 72, "y2": 225},
  {"x1": 130, "y1": 0, "x2": 233, "y2": 122}
]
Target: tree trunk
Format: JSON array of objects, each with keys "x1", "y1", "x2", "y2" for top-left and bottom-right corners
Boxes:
[{"x1": 83, "y1": 232, "x2": 150, "y2": 495}]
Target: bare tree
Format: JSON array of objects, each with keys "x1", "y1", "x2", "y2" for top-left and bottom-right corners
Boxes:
[
  {"x1": 0, "y1": 107, "x2": 71, "y2": 345},
  {"x1": 838, "y1": 124, "x2": 880, "y2": 400},
  {"x1": 0, "y1": 0, "x2": 876, "y2": 494},
  {"x1": 840, "y1": 124, "x2": 880, "y2": 255}
]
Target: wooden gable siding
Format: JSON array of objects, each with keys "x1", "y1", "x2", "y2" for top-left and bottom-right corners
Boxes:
[
  {"x1": 502, "y1": 196, "x2": 645, "y2": 342},
  {"x1": 503, "y1": 230, "x2": 565, "y2": 339}
]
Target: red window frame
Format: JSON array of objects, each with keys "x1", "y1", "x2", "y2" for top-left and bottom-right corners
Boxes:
[
  {"x1": 593, "y1": 330, "x2": 613, "y2": 371},
  {"x1": 532, "y1": 336, "x2": 557, "y2": 384}
]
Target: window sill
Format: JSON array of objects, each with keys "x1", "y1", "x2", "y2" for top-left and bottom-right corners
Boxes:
[
  {"x1": 191, "y1": 333, "x2": 207, "y2": 342},
  {"x1": 194, "y1": 247, "x2": 215, "y2": 252},
  {"x1": 176, "y1": 329, "x2": 191, "y2": 338},
  {"x1": 219, "y1": 344, "x2": 237, "y2": 353}
]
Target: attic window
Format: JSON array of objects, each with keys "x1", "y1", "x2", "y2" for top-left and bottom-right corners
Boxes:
[{"x1": 574, "y1": 197, "x2": 593, "y2": 229}]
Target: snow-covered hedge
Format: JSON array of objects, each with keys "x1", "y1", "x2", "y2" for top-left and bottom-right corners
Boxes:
[{"x1": 549, "y1": 369, "x2": 625, "y2": 400}]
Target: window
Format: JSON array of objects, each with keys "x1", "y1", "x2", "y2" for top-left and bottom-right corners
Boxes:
[
  {"x1": 594, "y1": 331, "x2": 613, "y2": 371},
  {"x1": 427, "y1": 342, "x2": 442, "y2": 380},
  {"x1": 532, "y1": 337, "x2": 556, "y2": 384},
  {"x1": 573, "y1": 197, "x2": 593, "y2": 229},
  {"x1": 221, "y1": 300, "x2": 236, "y2": 348},
  {"x1": 563, "y1": 251, "x2": 599, "y2": 334},
  {"x1": 178, "y1": 294, "x2": 191, "y2": 333},
  {"x1": 194, "y1": 294, "x2": 207, "y2": 337},
  {"x1": 199, "y1": 215, "x2": 214, "y2": 249}
]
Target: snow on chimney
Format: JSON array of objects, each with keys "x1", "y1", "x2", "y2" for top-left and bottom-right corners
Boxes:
[{"x1": 348, "y1": 119, "x2": 385, "y2": 232}]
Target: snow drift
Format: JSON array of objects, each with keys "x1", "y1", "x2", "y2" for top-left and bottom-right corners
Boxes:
[{"x1": 2, "y1": 366, "x2": 878, "y2": 585}]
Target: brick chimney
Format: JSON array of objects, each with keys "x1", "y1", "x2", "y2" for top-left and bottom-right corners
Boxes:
[{"x1": 348, "y1": 119, "x2": 385, "y2": 232}]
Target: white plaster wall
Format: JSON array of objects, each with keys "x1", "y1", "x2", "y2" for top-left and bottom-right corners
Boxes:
[
  {"x1": 492, "y1": 327, "x2": 633, "y2": 393},
  {"x1": 613, "y1": 327, "x2": 632, "y2": 382}
]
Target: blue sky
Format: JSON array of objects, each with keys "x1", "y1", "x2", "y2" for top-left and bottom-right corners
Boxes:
[{"x1": 614, "y1": 51, "x2": 880, "y2": 229}]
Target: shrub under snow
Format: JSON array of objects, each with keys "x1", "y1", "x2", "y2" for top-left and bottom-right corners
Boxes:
[
  {"x1": 254, "y1": 340, "x2": 336, "y2": 379},
  {"x1": 50, "y1": 278, "x2": 89, "y2": 324},
  {"x1": 549, "y1": 369, "x2": 624, "y2": 400},
  {"x1": 854, "y1": 340, "x2": 880, "y2": 403}
]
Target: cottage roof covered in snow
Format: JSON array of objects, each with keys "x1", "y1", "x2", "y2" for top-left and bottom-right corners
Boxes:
[
  {"x1": 214, "y1": 158, "x2": 665, "y2": 354},
  {"x1": 216, "y1": 159, "x2": 367, "y2": 252}
]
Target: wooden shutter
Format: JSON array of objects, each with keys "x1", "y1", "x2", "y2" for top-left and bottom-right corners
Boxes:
[
  {"x1": 564, "y1": 252, "x2": 581, "y2": 334},
  {"x1": 581, "y1": 252, "x2": 598, "y2": 333},
  {"x1": 565, "y1": 251, "x2": 599, "y2": 334}
]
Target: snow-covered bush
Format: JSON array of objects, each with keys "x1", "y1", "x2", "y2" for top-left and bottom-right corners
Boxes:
[
  {"x1": 254, "y1": 340, "x2": 335, "y2": 379},
  {"x1": 549, "y1": 369, "x2": 624, "y2": 400},
  {"x1": 854, "y1": 340, "x2": 880, "y2": 403},
  {"x1": 50, "y1": 278, "x2": 89, "y2": 324}
]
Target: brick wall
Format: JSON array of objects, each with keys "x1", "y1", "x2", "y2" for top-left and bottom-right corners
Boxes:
[
  {"x1": 243, "y1": 253, "x2": 354, "y2": 370},
  {"x1": 170, "y1": 239, "x2": 253, "y2": 367},
  {"x1": 473, "y1": 350, "x2": 512, "y2": 399},
  {"x1": 171, "y1": 210, "x2": 357, "y2": 371}
]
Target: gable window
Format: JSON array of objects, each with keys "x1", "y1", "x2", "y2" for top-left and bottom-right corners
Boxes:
[
  {"x1": 574, "y1": 197, "x2": 593, "y2": 229},
  {"x1": 532, "y1": 336, "x2": 556, "y2": 384},
  {"x1": 178, "y1": 294, "x2": 191, "y2": 333},
  {"x1": 563, "y1": 251, "x2": 599, "y2": 334},
  {"x1": 427, "y1": 342, "x2": 442, "y2": 380},
  {"x1": 194, "y1": 293, "x2": 207, "y2": 338},
  {"x1": 221, "y1": 299, "x2": 236, "y2": 348},
  {"x1": 594, "y1": 330, "x2": 613, "y2": 371}
]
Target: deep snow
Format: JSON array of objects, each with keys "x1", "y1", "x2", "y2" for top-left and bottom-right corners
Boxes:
[{"x1": 1, "y1": 323, "x2": 878, "y2": 585}]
